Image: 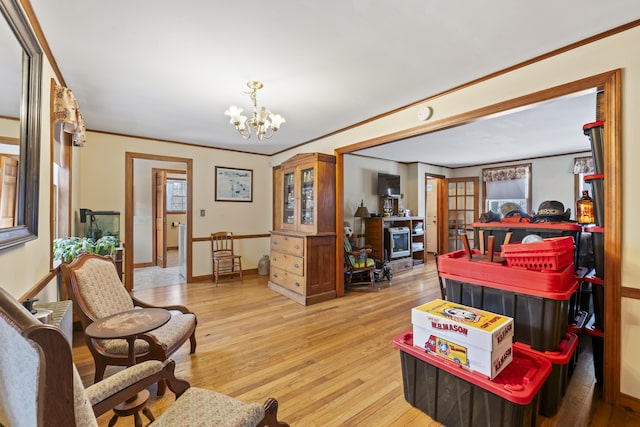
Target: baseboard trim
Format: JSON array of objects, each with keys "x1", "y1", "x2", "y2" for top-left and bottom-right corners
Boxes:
[
  {"x1": 618, "y1": 392, "x2": 640, "y2": 414},
  {"x1": 191, "y1": 268, "x2": 259, "y2": 282}
]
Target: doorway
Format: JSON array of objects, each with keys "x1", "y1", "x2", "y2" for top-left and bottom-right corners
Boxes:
[
  {"x1": 336, "y1": 71, "x2": 621, "y2": 403},
  {"x1": 425, "y1": 174, "x2": 444, "y2": 255},
  {"x1": 125, "y1": 153, "x2": 193, "y2": 292},
  {"x1": 151, "y1": 168, "x2": 187, "y2": 271}
]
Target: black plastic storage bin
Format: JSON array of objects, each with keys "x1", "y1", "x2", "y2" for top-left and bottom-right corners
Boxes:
[
  {"x1": 443, "y1": 275, "x2": 576, "y2": 352},
  {"x1": 514, "y1": 333, "x2": 579, "y2": 417},
  {"x1": 591, "y1": 333, "x2": 604, "y2": 384},
  {"x1": 393, "y1": 332, "x2": 551, "y2": 427},
  {"x1": 586, "y1": 225, "x2": 605, "y2": 281},
  {"x1": 583, "y1": 121, "x2": 604, "y2": 174}
]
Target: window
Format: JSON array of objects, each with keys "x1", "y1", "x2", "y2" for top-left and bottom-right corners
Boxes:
[
  {"x1": 574, "y1": 156, "x2": 593, "y2": 201},
  {"x1": 482, "y1": 163, "x2": 532, "y2": 214},
  {"x1": 166, "y1": 178, "x2": 186, "y2": 213}
]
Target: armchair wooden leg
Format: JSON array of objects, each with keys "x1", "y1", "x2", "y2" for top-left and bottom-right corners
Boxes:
[
  {"x1": 94, "y1": 360, "x2": 107, "y2": 383},
  {"x1": 258, "y1": 397, "x2": 289, "y2": 427},
  {"x1": 189, "y1": 333, "x2": 197, "y2": 354},
  {"x1": 157, "y1": 378, "x2": 167, "y2": 396}
]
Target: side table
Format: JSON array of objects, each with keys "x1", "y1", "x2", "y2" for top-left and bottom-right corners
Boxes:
[{"x1": 85, "y1": 308, "x2": 171, "y2": 427}]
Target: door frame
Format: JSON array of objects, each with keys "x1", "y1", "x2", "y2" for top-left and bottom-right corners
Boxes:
[
  {"x1": 335, "y1": 70, "x2": 621, "y2": 403},
  {"x1": 424, "y1": 174, "x2": 445, "y2": 255},
  {"x1": 125, "y1": 152, "x2": 193, "y2": 291}
]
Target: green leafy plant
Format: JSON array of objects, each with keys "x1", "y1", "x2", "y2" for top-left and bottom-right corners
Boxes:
[{"x1": 53, "y1": 236, "x2": 118, "y2": 262}]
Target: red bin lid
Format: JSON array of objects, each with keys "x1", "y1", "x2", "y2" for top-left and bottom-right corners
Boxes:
[{"x1": 583, "y1": 120, "x2": 604, "y2": 130}]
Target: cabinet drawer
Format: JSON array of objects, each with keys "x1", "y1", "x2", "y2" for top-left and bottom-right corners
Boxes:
[
  {"x1": 271, "y1": 234, "x2": 304, "y2": 257},
  {"x1": 270, "y1": 251, "x2": 304, "y2": 275},
  {"x1": 270, "y1": 266, "x2": 306, "y2": 294}
]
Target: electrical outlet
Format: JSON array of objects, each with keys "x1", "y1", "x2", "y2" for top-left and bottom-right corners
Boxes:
[{"x1": 200, "y1": 209, "x2": 205, "y2": 217}]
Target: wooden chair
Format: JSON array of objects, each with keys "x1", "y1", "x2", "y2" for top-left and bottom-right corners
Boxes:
[
  {"x1": 60, "y1": 253, "x2": 197, "y2": 395},
  {"x1": 0, "y1": 285, "x2": 288, "y2": 427},
  {"x1": 343, "y1": 234, "x2": 377, "y2": 290},
  {"x1": 211, "y1": 232, "x2": 243, "y2": 285}
]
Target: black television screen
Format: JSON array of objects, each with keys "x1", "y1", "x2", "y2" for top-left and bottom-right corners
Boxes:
[{"x1": 377, "y1": 173, "x2": 401, "y2": 197}]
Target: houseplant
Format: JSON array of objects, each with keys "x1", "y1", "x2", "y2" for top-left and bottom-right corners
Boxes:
[{"x1": 53, "y1": 235, "x2": 118, "y2": 263}]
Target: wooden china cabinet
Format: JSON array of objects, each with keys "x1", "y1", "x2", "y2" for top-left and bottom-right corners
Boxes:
[{"x1": 269, "y1": 153, "x2": 336, "y2": 305}]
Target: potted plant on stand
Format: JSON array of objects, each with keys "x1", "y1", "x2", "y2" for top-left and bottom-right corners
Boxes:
[
  {"x1": 54, "y1": 235, "x2": 120, "y2": 315},
  {"x1": 53, "y1": 235, "x2": 118, "y2": 263}
]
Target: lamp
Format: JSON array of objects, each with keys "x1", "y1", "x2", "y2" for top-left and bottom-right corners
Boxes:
[
  {"x1": 225, "y1": 81, "x2": 286, "y2": 141},
  {"x1": 354, "y1": 200, "x2": 370, "y2": 247}
]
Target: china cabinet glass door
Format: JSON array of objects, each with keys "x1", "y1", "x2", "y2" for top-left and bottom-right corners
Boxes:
[
  {"x1": 282, "y1": 171, "x2": 295, "y2": 228},
  {"x1": 300, "y1": 167, "x2": 314, "y2": 226}
]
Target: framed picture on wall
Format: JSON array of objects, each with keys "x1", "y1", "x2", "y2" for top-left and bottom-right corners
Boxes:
[{"x1": 215, "y1": 166, "x2": 253, "y2": 202}]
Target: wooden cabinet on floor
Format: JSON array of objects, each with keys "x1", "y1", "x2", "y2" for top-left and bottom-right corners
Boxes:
[
  {"x1": 268, "y1": 231, "x2": 336, "y2": 305},
  {"x1": 270, "y1": 152, "x2": 336, "y2": 305}
]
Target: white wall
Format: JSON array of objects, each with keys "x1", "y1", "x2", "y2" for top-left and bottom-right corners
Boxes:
[{"x1": 131, "y1": 159, "x2": 186, "y2": 264}]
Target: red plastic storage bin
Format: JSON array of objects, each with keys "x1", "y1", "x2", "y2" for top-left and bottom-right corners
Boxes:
[
  {"x1": 501, "y1": 236, "x2": 575, "y2": 271},
  {"x1": 394, "y1": 332, "x2": 551, "y2": 427},
  {"x1": 438, "y1": 251, "x2": 576, "y2": 295},
  {"x1": 514, "y1": 333, "x2": 579, "y2": 417}
]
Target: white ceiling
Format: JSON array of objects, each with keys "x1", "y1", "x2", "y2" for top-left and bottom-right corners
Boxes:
[{"x1": 17, "y1": 1, "x2": 640, "y2": 165}]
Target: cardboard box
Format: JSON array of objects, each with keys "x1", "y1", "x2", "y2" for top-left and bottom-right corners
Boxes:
[
  {"x1": 413, "y1": 328, "x2": 513, "y2": 379},
  {"x1": 412, "y1": 299, "x2": 514, "y2": 379}
]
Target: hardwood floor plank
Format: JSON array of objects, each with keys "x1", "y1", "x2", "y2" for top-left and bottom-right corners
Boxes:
[{"x1": 72, "y1": 263, "x2": 639, "y2": 426}]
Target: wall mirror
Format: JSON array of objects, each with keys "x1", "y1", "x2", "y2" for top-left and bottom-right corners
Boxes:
[{"x1": 0, "y1": 0, "x2": 42, "y2": 250}]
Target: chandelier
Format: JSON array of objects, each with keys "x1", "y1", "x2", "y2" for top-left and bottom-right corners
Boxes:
[{"x1": 225, "y1": 81, "x2": 286, "y2": 141}]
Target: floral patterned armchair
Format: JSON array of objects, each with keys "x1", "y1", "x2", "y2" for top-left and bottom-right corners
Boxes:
[
  {"x1": 60, "y1": 253, "x2": 197, "y2": 395},
  {"x1": 0, "y1": 285, "x2": 288, "y2": 427}
]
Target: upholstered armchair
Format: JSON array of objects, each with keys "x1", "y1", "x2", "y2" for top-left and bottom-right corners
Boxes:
[
  {"x1": 60, "y1": 253, "x2": 197, "y2": 393},
  {"x1": 0, "y1": 286, "x2": 288, "y2": 427}
]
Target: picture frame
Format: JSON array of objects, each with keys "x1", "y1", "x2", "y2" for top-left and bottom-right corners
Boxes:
[{"x1": 215, "y1": 166, "x2": 253, "y2": 202}]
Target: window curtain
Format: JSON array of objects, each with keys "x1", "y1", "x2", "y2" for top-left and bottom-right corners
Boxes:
[
  {"x1": 53, "y1": 84, "x2": 86, "y2": 146},
  {"x1": 483, "y1": 164, "x2": 531, "y2": 200},
  {"x1": 573, "y1": 156, "x2": 594, "y2": 174}
]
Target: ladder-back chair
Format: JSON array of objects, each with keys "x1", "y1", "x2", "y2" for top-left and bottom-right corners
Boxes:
[{"x1": 211, "y1": 232, "x2": 243, "y2": 285}]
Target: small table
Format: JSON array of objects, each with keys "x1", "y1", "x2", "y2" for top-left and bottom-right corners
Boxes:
[{"x1": 85, "y1": 308, "x2": 171, "y2": 427}]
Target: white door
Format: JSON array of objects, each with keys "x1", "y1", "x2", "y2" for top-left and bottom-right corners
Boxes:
[{"x1": 426, "y1": 178, "x2": 438, "y2": 253}]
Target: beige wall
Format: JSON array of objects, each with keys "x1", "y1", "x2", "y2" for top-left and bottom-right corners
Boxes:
[
  {"x1": 0, "y1": 61, "x2": 58, "y2": 302},
  {"x1": 2, "y1": 16, "x2": 640, "y2": 400},
  {"x1": 278, "y1": 26, "x2": 640, "y2": 398},
  {"x1": 77, "y1": 132, "x2": 273, "y2": 277},
  {"x1": 452, "y1": 152, "x2": 589, "y2": 216}
]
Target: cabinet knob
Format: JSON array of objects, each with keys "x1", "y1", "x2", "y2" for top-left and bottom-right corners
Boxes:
[
  {"x1": 274, "y1": 241, "x2": 279, "y2": 245},
  {"x1": 274, "y1": 273, "x2": 278, "y2": 278},
  {"x1": 272, "y1": 256, "x2": 277, "y2": 262},
  {"x1": 294, "y1": 263, "x2": 299, "y2": 269},
  {"x1": 295, "y1": 282, "x2": 300, "y2": 287},
  {"x1": 295, "y1": 245, "x2": 300, "y2": 250}
]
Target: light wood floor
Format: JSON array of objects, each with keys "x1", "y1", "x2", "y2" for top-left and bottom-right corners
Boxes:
[{"x1": 72, "y1": 261, "x2": 640, "y2": 426}]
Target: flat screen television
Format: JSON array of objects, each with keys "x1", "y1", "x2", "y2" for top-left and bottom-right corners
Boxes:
[{"x1": 377, "y1": 173, "x2": 401, "y2": 197}]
